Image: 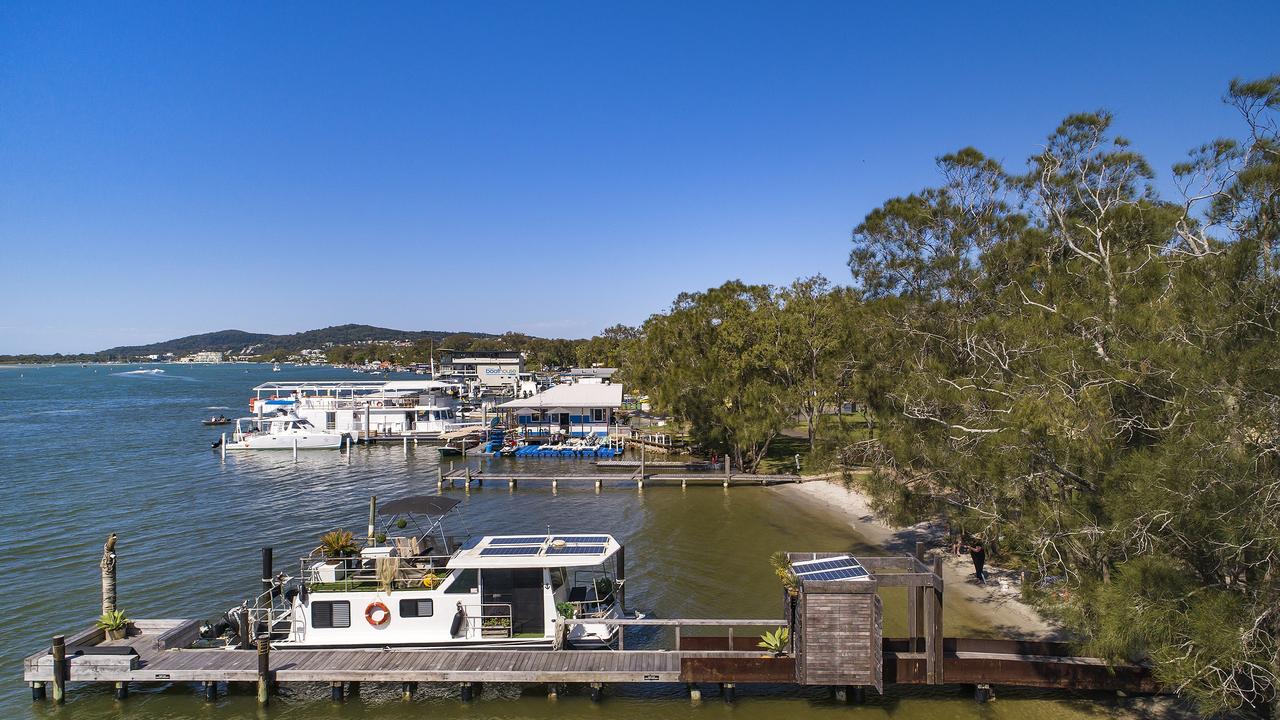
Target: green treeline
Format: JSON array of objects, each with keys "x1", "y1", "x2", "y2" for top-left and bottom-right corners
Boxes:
[{"x1": 620, "y1": 76, "x2": 1280, "y2": 714}]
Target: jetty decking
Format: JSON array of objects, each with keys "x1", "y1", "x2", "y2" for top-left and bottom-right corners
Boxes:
[{"x1": 437, "y1": 467, "x2": 802, "y2": 489}]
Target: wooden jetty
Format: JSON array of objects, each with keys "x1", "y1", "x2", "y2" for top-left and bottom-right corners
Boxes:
[
  {"x1": 22, "y1": 544, "x2": 1158, "y2": 706},
  {"x1": 596, "y1": 459, "x2": 717, "y2": 470},
  {"x1": 435, "y1": 466, "x2": 803, "y2": 489}
]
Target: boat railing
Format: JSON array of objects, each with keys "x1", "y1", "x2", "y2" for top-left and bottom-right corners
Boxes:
[
  {"x1": 554, "y1": 617, "x2": 788, "y2": 652},
  {"x1": 300, "y1": 551, "x2": 456, "y2": 593},
  {"x1": 466, "y1": 602, "x2": 514, "y2": 638}
]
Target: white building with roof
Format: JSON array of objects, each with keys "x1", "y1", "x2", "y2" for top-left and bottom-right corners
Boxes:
[{"x1": 496, "y1": 383, "x2": 624, "y2": 438}]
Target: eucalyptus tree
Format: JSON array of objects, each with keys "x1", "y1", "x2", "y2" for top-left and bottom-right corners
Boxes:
[{"x1": 848, "y1": 77, "x2": 1280, "y2": 714}]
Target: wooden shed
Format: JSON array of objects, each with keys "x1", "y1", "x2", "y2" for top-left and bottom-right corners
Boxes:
[{"x1": 787, "y1": 553, "x2": 883, "y2": 692}]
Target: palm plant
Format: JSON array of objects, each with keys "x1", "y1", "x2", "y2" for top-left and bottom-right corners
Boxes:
[
  {"x1": 770, "y1": 552, "x2": 799, "y2": 596},
  {"x1": 319, "y1": 529, "x2": 359, "y2": 558}
]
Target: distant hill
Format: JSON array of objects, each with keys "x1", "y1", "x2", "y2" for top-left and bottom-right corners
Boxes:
[{"x1": 100, "y1": 324, "x2": 496, "y2": 357}]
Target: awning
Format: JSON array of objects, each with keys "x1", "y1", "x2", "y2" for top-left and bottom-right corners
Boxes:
[{"x1": 378, "y1": 495, "x2": 461, "y2": 517}]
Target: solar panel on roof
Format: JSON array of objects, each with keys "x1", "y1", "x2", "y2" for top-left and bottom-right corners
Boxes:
[
  {"x1": 546, "y1": 544, "x2": 607, "y2": 555},
  {"x1": 552, "y1": 535, "x2": 609, "y2": 544},
  {"x1": 488, "y1": 536, "x2": 546, "y2": 545},
  {"x1": 479, "y1": 546, "x2": 542, "y2": 556},
  {"x1": 791, "y1": 555, "x2": 870, "y2": 582}
]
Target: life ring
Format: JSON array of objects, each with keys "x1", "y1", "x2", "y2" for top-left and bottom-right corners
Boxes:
[
  {"x1": 365, "y1": 601, "x2": 391, "y2": 627},
  {"x1": 375, "y1": 400, "x2": 385, "y2": 408}
]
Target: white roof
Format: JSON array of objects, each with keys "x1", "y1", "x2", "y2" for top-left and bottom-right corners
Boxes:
[
  {"x1": 448, "y1": 534, "x2": 620, "y2": 569},
  {"x1": 497, "y1": 383, "x2": 623, "y2": 410}
]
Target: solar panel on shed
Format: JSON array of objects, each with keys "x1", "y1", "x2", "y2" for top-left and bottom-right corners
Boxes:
[{"x1": 792, "y1": 555, "x2": 870, "y2": 582}]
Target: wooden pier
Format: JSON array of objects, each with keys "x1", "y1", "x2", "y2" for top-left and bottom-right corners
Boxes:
[
  {"x1": 436, "y1": 466, "x2": 803, "y2": 489},
  {"x1": 22, "y1": 546, "x2": 1159, "y2": 707}
]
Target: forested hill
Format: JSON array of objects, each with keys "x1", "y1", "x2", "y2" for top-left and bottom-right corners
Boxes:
[{"x1": 100, "y1": 324, "x2": 497, "y2": 356}]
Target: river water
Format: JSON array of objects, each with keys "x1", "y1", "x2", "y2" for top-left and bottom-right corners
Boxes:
[{"x1": 0, "y1": 363, "x2": 1172, "y2": 718}]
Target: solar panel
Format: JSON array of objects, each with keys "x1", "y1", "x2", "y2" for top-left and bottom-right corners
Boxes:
[
  {"x1": 479, "y1": 546, "x2": 542, "y2": 556},
  {"x1": 546, "y1": 544, "x2": 607, "y2": 555},
  {"x1": 488, "y1": 536, "x2": 546, "y2": 545},
  {"x1": 552, "y1": 535, "x2": 609, "y2": 544},
  {"x1": 791, "y1": 555, "x2": 870, "y2": 582}
]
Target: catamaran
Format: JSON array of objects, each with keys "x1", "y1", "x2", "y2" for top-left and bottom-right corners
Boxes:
[
  {"x1": 205, "y1": 496, "x2": 633, "y2": 649},
  {"x1": 218, "y1": 410, "x2": 344, "y2": 450}
]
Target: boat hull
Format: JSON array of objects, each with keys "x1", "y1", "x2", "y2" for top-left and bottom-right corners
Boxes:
[{"x1": 225, "y1": 434, "x2": 343, "y2": 450}]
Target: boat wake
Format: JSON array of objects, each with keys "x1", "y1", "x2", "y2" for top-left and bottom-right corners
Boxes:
[
  {"x1": 114, "y1": 369, "x2": 166, "y2": 376},
  {"x1": 204, "y1": 406, "x2": 231, "y2": 410}
]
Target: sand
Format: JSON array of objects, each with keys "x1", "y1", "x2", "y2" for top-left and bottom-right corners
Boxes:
[{"x1": 772, "y1": 475, "x2": 1065, "y2": 640}]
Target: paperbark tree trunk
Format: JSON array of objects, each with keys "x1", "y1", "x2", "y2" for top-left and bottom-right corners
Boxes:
[{"x1": 100, "y1": 533, "x2": 117, "y2": 615}]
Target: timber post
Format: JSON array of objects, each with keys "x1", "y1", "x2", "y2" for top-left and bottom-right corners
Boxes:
[
  {"x1": 101, "y1": 533, "x2": 118, "y2": 615},
  {"x1": 330, "y1": 681, "x2": 344, "y2": 701},
  {"x1": 437, "y1": 466, "x2": 444, "y2": 489},
  {"x1": 367, "y1": 495, "x2": 377, "y2": 545},
  {"x1": 910, "y1": 541, "x2": 925, "y2": 652},
  {"x1": 724, "y1": 457, "x2": 731, "y2": 488},
  {"x1": 203, "y1": 681, "x2": 217, "y2": 702},
  {"x1": 50, "y1": 635, "x2": 66, "y2": 704},
  {"x1": 256, "y1": 637, "x2": 270, "y2": 705}
]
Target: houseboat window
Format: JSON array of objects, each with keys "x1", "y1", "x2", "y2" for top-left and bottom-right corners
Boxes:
[
  {"x1": 399, "y1": 598, "x2": 434, "y2": 618},
  {"x1": 592, "y1": 408, "x2": 605, "y2": 422},
  {"x1": 312, "y1": 601, "x2": 351, "y2": 628},
  {"x1": 549, "y1": 567, "x2": 566, "y2": 590},
  {"x1": 444, "y1": 569, "x2": 479, "y2": 594}
]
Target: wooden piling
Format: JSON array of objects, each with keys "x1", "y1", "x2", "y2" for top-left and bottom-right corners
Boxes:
[
  {"x1": 910, "y1": 541, "x2": 925, "y2": 652},
  {"x1": 437, "y1": 466, "x2": 444, "y2": 488},
  {"x1": 330, "y1": 681, "x2": 344, "y2": 701},
  {"x1": 50, "y1": 635, "x2": 65, "y2": 704},
  {"x1": 101, "y1": 533, "x2": 118, "y2": 615},
  {"x1": 31, "y1": 681, "x2": 46, "y2": 701},
  {"x1": 688, "y1": 684, "x2": 701, "y2": 702},
  {"x1": 203, "y1": 681, "x2": 217, "y2": 702},
  {"x1": 256, "y1": 637, "x2": 270, "y2": 705},
  {"x1": 589, "y1": 682, "x2": 603, "y2": 703},
  {"x1": 292, "y1": 438, "x2": 298, "y2": 462},
  {"x1": 721, "y1": 682, "x2": 736, "y2": 703},
  {"x1": 460, "y1": 682, "x2": 474, "y2": 702},
  {"x1": 220, "y1": 432, "x2": 226, "y2": 461},
  {"x1": 114, "y1": 681, "x2": 129, "y2": 700},
  {"x1": 402, "y1": 681, "x2": 416, "y2": 700}
]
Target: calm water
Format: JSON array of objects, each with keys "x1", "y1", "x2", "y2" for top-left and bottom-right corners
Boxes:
[{"x1": 0, "y1": 364, "x2": 1174, "y2": 718}]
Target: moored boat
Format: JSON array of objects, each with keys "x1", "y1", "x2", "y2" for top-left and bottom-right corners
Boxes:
[
  {"x1": 218, "y1": 410, "x2": 344, "y2": 450},
  {"x1": 203, "y1": 495, "x2": 634, "y2": 650}
]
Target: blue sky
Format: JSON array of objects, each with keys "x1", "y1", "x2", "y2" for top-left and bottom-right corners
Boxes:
[{"x1": 1, "y1": 2, "x2": 1277, "y2": 353}]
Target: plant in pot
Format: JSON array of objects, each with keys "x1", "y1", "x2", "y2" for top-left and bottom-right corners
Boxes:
[
  {"x1": 317, "y1": 529, "x2": 360, "y2": 583},
  {"x1": 97, "y1": 609, "x2": 131, "y2": 641},
  {"x1": 556, "y1": 601, "x2": 577, "y2": 619},
  {"x1": 758, "y1": 626, "x2": 790, "y2": 658},
  {"x1": 770, "y1": 552, "x2": 799, "y2": 597}
]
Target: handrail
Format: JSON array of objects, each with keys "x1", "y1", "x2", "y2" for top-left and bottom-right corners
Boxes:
[{"x1": 554, "y1": 616, "x2": 787, "y2": 651}]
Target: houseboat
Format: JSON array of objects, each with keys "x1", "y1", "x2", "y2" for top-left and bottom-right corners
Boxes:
[
  {"x1": 207, "y1": 496, "x2": 630, "y2": 650},
  {"x1": 247, "y1": 380, "x2": 479, "y2": 441}
]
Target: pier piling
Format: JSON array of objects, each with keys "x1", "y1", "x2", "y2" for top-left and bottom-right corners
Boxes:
[
  {"x1": 220, "y1": 433, "x2": 226, "y2": 461},
  {"x1": 292, "y1": 439, "x2": 298, "y2": 463},
  {"x1": 114, "y1": 681, "x2": 129, "y2": 700},
  {"x1": 589, "y1": 682, "x2": 603, "y2": 703},
  {"x1": 402, "y1": 681, "x2": 416, "y2": 700},
  {"x1": 721, "y1": 682, "x2": 736, "y2": 703},
  {"x1": 31, "y1": 681, "x2": 45, "y2": 701},
  {"x1": 330, "y1": 681, "x2": 344, "y2": 701},
  {"x1": 688, "y1": 684, "x2": 701, "y2": 703},
  {"x1": 203, "y1": 681, "x2": 217, "y2": 702},
  {"x1": 50, "y1": 635, "x2": 65, "y2": 704},
  {"x1": 460, "y1": 682, "x2": 474, "y2": 702},
  {"x1": 256, "y1": 637, "x2": 270, "y2": 705}
]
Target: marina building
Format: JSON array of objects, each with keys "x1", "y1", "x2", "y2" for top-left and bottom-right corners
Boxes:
[
  {"x1": 181, "y1": 351, "x2": 225, "y2": 363},
  {"x1": 438, "y1": 351, "x2": 524, "y2": 387},
  {"x1": 497, "y1": 383, "x2": 624, "y2": 437}
]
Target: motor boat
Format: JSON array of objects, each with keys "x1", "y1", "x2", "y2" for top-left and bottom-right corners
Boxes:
[
  {"x1": 202, "y1": 415, "x2": 232, "y2": 426},
  {"x1": 203, "y1": 495, "x2": 636, "y2": 649},
  {"x1": 217, "y1": 410, "x2": 344, "y2": 450}
]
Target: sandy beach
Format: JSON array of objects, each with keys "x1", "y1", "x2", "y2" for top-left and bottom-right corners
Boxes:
[{"x1": 772, "y1": 475, "x2": 1065, "y2": 640}]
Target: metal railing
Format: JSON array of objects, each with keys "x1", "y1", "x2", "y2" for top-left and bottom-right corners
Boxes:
[
  {"x1": 466, "y1": 603, "x2": 514, "y2": 639},
  {"x1": 553, "y1": 617, "x2": 787, "y2": 651},
  {"x1": 300, "y1": 551, "x2": 455, "y2": 593}
]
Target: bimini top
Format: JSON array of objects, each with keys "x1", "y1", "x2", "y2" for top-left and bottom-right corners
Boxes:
[{"x1": 448, "y1": 534, "x2": 621, "y2": 569}]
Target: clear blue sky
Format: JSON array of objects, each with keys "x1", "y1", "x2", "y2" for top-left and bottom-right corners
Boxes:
[{"x1": 2, "y1": 2, "x2": 1276, "y2": 353}]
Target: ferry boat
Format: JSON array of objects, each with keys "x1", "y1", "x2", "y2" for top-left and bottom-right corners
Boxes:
[
  {"x1": 219, "y1": 410, "x2": 344, "y2": 450},
  {"x1": 206, "y1": 496, "x2": 630, "y2": 649}
]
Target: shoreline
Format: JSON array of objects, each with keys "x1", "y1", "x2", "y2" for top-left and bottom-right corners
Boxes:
[{"x1": 772, "y1": 475, "x2": 1065, "y2": 640}]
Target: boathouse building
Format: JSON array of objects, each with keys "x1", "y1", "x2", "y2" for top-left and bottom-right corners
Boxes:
[{"x1": 497, "y1": 383, "x2": 623, "y2": 437}]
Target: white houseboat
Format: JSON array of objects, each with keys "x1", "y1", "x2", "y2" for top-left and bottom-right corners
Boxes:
[
  {"x1": 248, "y1": 380, "x2": 478, "y2": 441},
  {"x1": 210, "y1": 496, "x2": 630, "y2": 650}
]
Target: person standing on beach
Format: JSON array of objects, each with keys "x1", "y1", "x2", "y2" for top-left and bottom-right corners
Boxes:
[{"x1": 968, "y1": 538, "x2": 987, "y2": 584}]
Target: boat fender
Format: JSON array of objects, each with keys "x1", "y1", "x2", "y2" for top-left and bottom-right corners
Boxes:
[
  {"x1": 365, "y1": 601, "x2": 391, "y2": 627},
  {"x1": 449, "y1": 602, "x2": 467, "y2": 637}
]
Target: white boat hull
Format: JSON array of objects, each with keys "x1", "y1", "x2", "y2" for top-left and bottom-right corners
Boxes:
[{"x1": 226, "y1": 432, "x2": 343, "y2": 450}]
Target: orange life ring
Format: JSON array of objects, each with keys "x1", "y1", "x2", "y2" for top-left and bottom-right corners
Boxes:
[
  {"x1": 365, "y1": 601, "x2": 390, "y2": 627},
  {"x1": 375, "y1": 400, "x2": 385, "y2": 408}
]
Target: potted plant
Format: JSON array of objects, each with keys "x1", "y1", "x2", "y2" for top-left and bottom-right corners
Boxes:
[
  {"x1": 758, "y1": 626, "x2": 790, "y2": 658},
  {"x1": 556, "y1": 601, "x2": 576, "y2": 619},
  {"x1": 770, "y1": 552, "x2": 799, "y2": 596},
  {"x1": 96, "y1": 609, "x2": 131, "y2": 641},
  {"x1": 315, "y1": 529, "x2": 360, "y2": 583}
]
